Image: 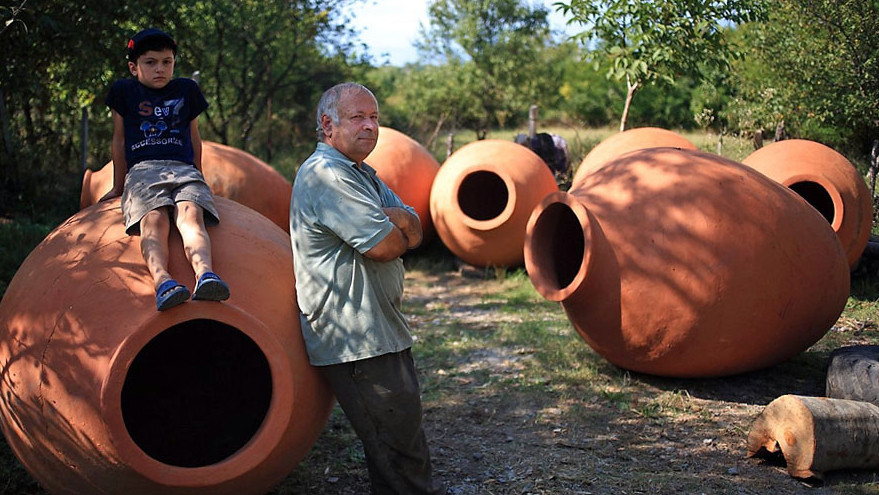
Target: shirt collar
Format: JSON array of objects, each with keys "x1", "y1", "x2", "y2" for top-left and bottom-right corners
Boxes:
[{"x1": 316, "y1": 142, "x2": 378, "y2": 176}]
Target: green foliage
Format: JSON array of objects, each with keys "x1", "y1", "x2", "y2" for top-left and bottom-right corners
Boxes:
[
  {"x1": 181, "y1": 0, "x2": 362, "y2": 159},
  {"x1": 0, "y1": 0, "x2": 129, "y2": 217},
  {"x1": 386, "y1": 61, "x2": 482, "y2": 147},
  {"x1": 733, "y1": 0, "x2": 879, "y2": 162},
  {"x1": 557, "y1": 0, "x2": 767, "y2": 130},
  {"x1": 408, "y1": 0, "x2": 562, "y2": 139},
  {"x1": 0, "y1": 0, "x2": 365, "y2": 219},
  {"x1": 2, "y1": 0, "x2": 876, "y2": 221},
  {"x1": 0, "y1": 219, "x2": 53, "y2": 299}
]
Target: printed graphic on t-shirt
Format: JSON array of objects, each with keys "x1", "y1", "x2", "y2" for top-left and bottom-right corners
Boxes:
[{"x1": 131, "y1": 97, "x2": 185, "y2": 151}]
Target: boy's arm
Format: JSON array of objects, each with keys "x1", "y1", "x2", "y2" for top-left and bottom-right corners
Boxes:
[
  {"x1": 99, "y1": 110, "x2": 127, "y2": 202},
  {"x1": 191, "y1": 118, "x2": 203, "y2": 173}
]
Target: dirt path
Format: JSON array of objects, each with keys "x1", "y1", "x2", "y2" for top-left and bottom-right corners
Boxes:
[{"x1": 280, "y1": 268, "x2": 879, "y2": 494}]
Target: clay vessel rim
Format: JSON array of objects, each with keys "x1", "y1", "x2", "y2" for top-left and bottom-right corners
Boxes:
[
  {"x1": 779, "y1": 172, "x2": 845, "y2": 232},
  {"x1": 452, "y1": 163, "x2": 517, "y2": 231},
  {"x1": 525, "y1": 191, "x2": 593, "y2": 302},
  {"x1": 100, "y1": 303, "x2": 295, "y2": 486}
]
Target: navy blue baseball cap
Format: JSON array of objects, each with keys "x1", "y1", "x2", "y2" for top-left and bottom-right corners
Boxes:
[{"x1": 127, "y1": 28, "x2": 177, "y2": 62}]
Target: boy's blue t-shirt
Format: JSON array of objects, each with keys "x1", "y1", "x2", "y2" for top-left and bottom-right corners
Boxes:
[{"x1": 105, "y1": 78, "x2": 208, "y2": 169}]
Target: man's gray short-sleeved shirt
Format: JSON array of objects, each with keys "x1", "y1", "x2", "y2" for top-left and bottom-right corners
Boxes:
[{"x1": 290, "y1": 142, "x2": 416, "y2": 366}]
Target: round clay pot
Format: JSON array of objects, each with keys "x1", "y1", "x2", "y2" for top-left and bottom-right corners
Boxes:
[
  {"x1": 742, "y1": 139, "x2": 872, "y2": 268},
  {"x1": 571, "y1": 127, "x2": 697, "y2": 188},
  {"x1": 0, "y1": 197, "x2": 333, "y2": 494},
  {"x1": 81, "y1": 141, "x2": 293, "y2": 231},
  {"x1": 365, "y1": 127, "x2": 440, "y2": 241},
  {"x1": 525, "y1": 147, "x2": 849, "y2": 378},
  {"x1": 430, "y1": 139, "x2": 558, "y2": 267}
]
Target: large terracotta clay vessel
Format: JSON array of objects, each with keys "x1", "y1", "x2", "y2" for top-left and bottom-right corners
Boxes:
[
  {"x1": 430, "y1": 139, "x2": 559, "y2": 267},
  {"x1": 365, "y1": 127, "x2": 440, "y2": 241},
  {"x1": 0, "y1": 197, "x2": 333, "y2": 494},
  {"x1": 524, "y1": 147, "x2": 849, "y2": 378},
  {"x1": 742, "y1": 139, "x2": 872, "y2": 268},
  {"x1": 571, "y1": 127, "x2": 697, "y2": 189},
  {"x1": 81, "y1": 141, "x2": 293, "y2": 230}
]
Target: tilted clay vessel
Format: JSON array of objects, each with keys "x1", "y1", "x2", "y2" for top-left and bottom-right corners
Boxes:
[
  {"x1": 430, "y1": 139, "x2": 558, "y2": 267},
  {"x1": 525, "y1": 147, "x2": 849, "y2": 378},
  {"x1": 80, "y1": 141, "x2": 293, "y2": 230},
  {"x1": 742, "y1": 139, "x2": 872, "y2": 268},
  {"x1": 0, "y1": 197, "x2": 333, "y2": 494},
  {"x1": 365, "y1": 127, "x2": 440, "y2": 241},
  {"x1": 571, "y1": 127, "x2": 697, "y2": 189}
]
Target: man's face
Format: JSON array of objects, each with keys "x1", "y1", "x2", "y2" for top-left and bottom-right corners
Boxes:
[
  {"x1": 323, "y1": 90, "x2": 380, "y2": 164},
  {"x1": 129, "y1": 48, "x2": 175, "y2": 90}
]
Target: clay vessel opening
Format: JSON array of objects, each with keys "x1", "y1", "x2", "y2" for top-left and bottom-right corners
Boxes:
[
  {"x1": 529, "y1": 201, "x2": 585, "y2": 295},
  {"x1": 457, "y1": 171, "x2": 509, "y2": 221},
  {"x1": 121, "y1": 319, "x2": 272, "y2": 468},
  {"x1": 788, "y1": 180, "x2": 835, "y2": 224}
]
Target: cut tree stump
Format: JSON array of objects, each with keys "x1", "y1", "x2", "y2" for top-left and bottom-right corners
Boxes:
[
  {"x1": 747, "y1": 395, "x2": 879, "y2": 479},
  {"x1": 826, "y1": 345, "x2": 879, "y2": 406}
]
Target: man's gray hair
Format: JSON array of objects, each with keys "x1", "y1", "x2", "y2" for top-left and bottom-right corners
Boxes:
[{"x1": 315, "y1": 82, "x2": 378, "y2": 141}]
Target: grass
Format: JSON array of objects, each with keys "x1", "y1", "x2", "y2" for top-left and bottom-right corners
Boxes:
[{"x1": 431, "y1": 125, "x2": 757, "y2": 170}]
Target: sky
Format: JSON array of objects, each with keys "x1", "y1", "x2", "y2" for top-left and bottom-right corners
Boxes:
[{"x1": 343, "y1": 0, "x2": 577, "y2": 66}]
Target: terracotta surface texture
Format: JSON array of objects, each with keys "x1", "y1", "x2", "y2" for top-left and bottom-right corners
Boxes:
[
  {"x1": 571, "y1": 127, "x2": 697, "y2": 189},
  {"x1": 365, "y1": 127, "x2": 440, "y2": 241},
  {"x1": 430, "y1": 139, "x2": 559, "y2": 267},
  {"x1": 524, "y1": 147, "x2": 850, "y2": 378},
  {"x1": 742, "y1": 139, "x2": 872, "y2": 268},
  {"x1": 80, "y1": 141, "x2": 293, "y2": 230},
  {"x1": 0, "y1": 197, "x2": 333, "y2": 494}
]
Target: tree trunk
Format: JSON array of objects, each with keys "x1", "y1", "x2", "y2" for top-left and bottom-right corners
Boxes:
[
  {"x1": 425, "y1": 113, "x2": 448, "y2": 150},
  {"x1": 445, "y1": 131, "x2": 455, "y2": 160},
  {"x1": 746, "y1": 394, "x2": 879, "y2": 479},
  {"x1": 619, "y1": 76, "x2": 639, "y2": 132},
  {"x1": 774, "y1": 120, "x2": 788, "y2": 141},
  {"x1": 871, "y1": 140, "x2": 878, "y2": 225},
  {"x1": 0, "y1": 87, "x2": 11, "y2": 159},
  {"x1": 826, "y1": 345, "x2": 879, "y2": 405}
]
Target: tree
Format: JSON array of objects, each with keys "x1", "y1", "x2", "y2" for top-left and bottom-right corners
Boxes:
[
  {"x1": 0, "y1": 0, "x2": 158, "y2": 217},
  {"x1": 557, "y1": 0, "x2": 766, "y2": 131},
  {"x1": 415, "y1": 0, "x2": 560, "y2": 138},
  {"x1": 734, "y1": 0, "x2": 879, "y2": 160},
  {"x1": 0, "y1": 0, "x2": 365, "y2": 220},
  {"x1": 392, "y1": 61, "x2": 482, "y2": 149},
  {"x1": 181, "y1": 0, "x2": 363, "y2": 157}
]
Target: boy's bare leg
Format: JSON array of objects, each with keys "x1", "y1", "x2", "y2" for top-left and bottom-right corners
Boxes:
[
  {"x1": 140, "y1": 207, "x2": 173, "y2": 289},
  {"x1": 174, "y1": 200, "x2": 212, "y2": 280}
]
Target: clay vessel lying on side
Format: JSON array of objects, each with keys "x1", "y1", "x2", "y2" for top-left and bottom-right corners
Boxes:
[
  {"x1": 430, "y1": 139, "x2": 558, "y2": 267},
  {"x1": 0, "y1": 197, "x2": 333, "y2": 494},
  {"x1": 571, "y1": 127, "x2": 697, "y2": 188},
  {"x1": 365, "y1": 127, "x2": 440, "y2": 241},
  {"x1": 525, "y1": 147, "x2": 849, "y2": 378},
  {"x1": 742, "y1": 139, "x2": 872, "y2": 268},
  {"x1": 80, "y1": 141, "x2": 292, "y2": 230}
]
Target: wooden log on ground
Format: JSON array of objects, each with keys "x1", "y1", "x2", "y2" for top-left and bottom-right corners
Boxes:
[
  {"x1": 746, "y1": 394, "x2": 879, "y2": 479},
  {"x1": 826, "y1": 345, "x2": 879, "y2": 405}
]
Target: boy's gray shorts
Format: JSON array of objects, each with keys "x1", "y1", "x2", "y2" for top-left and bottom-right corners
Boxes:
[{"x1": 122, "y1": 160, "x2": 220, "y2": 235}]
